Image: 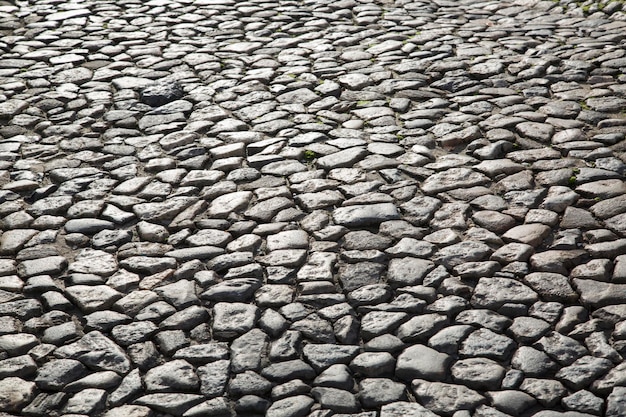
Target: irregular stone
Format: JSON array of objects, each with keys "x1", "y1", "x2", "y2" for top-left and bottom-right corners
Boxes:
[
  {"x1": 421, "y1": 168, "x2": 490, "y2": 194},
  {"x1": 54, "y1": 331, "x2": 131, "y2": 374},
  {"x1": 65, "y1": 285, "x2": 122, "y2": 313},
  {"x1": 332, "y1": 203, "x2": 400, "y2": 227},
  {"x1": 0, "y1": 377, "x2": 36, "y2": 412},
  {"x1": 523, "y1": 272, "x2": 578, "y2": 303},
  {"x1": 511, "y1": 346, "x2": 558, "y2": 377},
  {"x1": 573, "y1": 279, "x2": 626, "y2": 308},
  {"x1": 111, "y1": 321, "x2": 158, "y2": 346},
  {"x1": 536, "y1": 332, "x2": 588, "y2": 366},
  {"x1": 471, "y1": 277, "x2": 538, "y2": 309},
  {"x1": 261, "y1": 359, "x2": 316, "y2": 382},
  {"x1": 519, "y1": 378, "x2": 567, "y2": 407},
  {"x1": 555, "y1": 355, "x2": 614, "y2": 390},
  {"x1": 68, "y1": 249, "x2": 118, "y2": 276},
  {"x1": 387, "y1": 257, "x2": 434, "y2": 288},
  {"x1": 212, "y1": 303, "x2": 258, "y2": 340},
  {"x1": 109, "y1": 369, "x2": 142, "y2": 406},
  {"x1": 134, "y1": 393, "x2": 204, "y2": 416},
  {"x1": 502, "y1": 224, "x2": 551, "y2": 247},
  {"x1": 338, "y1": 262, "x2": 385, "y2": 292},
  {"x1": 396, "y1": 314, "x2": 448, "y2": 343},
  {"x1": 141, "y1": 81, "x2": 184, "y2": 107},
  {"x1": 433, "y1": 241, "x2": 493, "y2": 268},
  {"x1": 102, "y1": 405, "x2": 153, "y2": 417},
  {"x1": 145, "y1": 360, "x2": 199, "y2": 393},
  {"x1": 302, "y1": 344, "x2": 359, "y2": 372},
  {"x1": 230, "y1": 329, "x2": 268, "y2": 373},
  {"x1": 361, "y1": 311, "x2": 408, "y2": 340},
  {"x1": 561, "y1": 390, "x2": 604, "y2": 415},
  {"x1": 198, "y1": 360, "x2": 229, "y2": 398},
  {"x1": 486, "y1": 390, "x2": 536, "y2": 416},
  {"x1": 607, "y1": 386, "x2": 626, "y2": 416},
  {"x1": 35, "y1": 359, "x2": 87, "y2": 391},
  {"x1": 412, "y1": 379, "x2": 486, "y2": 416},
  {"x1": 358, "y1": 378, "x2": 407, "y2": 408},
  {"x1": 63, "y1": 388, "x2": 107, "y2": 414},
  {"x1": 380, "y1": 401, "x2": 438, "y2": 417},
  {"x1": 460, "y1": 329, "x2": 516, "y2": 361},
  {"x1": 17, "y1": 256, "x2": 67, "y2": 278},
  {"x1": 396, "y1": 344, "x2": 451, "y2": 382},
  {"x1": 266, "y1": 395, "x2": 313, "y2": 417},
  {"x1": 451, "y1": 358, "x2": 506, "y2": 390}
]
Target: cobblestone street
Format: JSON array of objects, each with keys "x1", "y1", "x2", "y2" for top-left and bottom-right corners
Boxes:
[{"x1": 1, "y1": 0, "x2": 626, "y2": 416}]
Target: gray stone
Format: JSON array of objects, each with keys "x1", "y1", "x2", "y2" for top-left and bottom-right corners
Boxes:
[
  {"x1": 173, "y1": 342, "x2": 229, "y2": 365},
  {"x1": 111, "y1": 321, "x2": 158, "y2": 346},
  {"x1": 523, "y1": 272, "x2": 578, "y2": 303},
  {"x1": 63, "y1": 388, "x2": 107, "y2": 414},
  {"x1": 183, "y1": 397, "x2": 231, "y2": 417},
  {"x1": 55, "y1": 331, "x2": 131, "y2": 374},
  {"x1": 303, "y1": 344, "x2": 359, "y2": 372},
  {"x1": 460, "y1": 329, "x2": 516, "y2": 361},
  {"x1": 606, "y1": 386, "x2": 626, "y2": 417},
  {"x1": 0, "y1": 377, "x2": 36, "y2": 412},
  {"x1": 64, "y1": 371, "x2": 122, "y2": 392},
  {"x1": 266, "y1": 395, "x2": 313, "y2": 417},
  {"x1": 17, "y1": 256, "x2": 67, "y2": 278},
  {"x1": 361, "y1": 311, "x2": 408, "y2": 340},
  {"x1": 102, "y1": 405, "x2": 153, "y2": 417},
  {"x1": 471, "y1": 277, "x2": 538, "y2": 309},
  {"x1": 212, "y1": 303, "x2": 258, "y2": 340},
  {"x1": 451, "y1": 358, "x2": 506, "y2": 390},
  {"x1": 198, "y1": 360, "x2": 229, "y2": 398},
  {"x1": 332, "y1": 203, "x2": 400, "y2": 227},
  {"x1": 387, "y1": 257, "x2": 435, "y2": 288},
  {"x1": 486, "y1": 390, "x2": 536, "y2": 416},
  {"x1": 511, "y1": 346, "x2": 558, "y2": 377},
  {"x1": 536, "y1": 332, "x2": 588, "y2": 366},
  {"x1": 434, "y1": 240, "x2": 493, "y2": 267},
  {"x1": 428, "y1": 325, "x2": 474, "y2": 355},
  {"x1": 134, "y1": 393, "x2": 204, "y2": 416},
  {"x1": 412, "y1": 379, "x2": 486, "y2": 416},
  {"x1": 350, "y1": 352, "x2": 395, "y2": 377},
  {"x1": 0, "y1": 333, "x2": 38, "y2": 355},
  {"x1": 396, "y1": 314, "x2": 448, "y2": 343},
  {"x1": 338, "y1": 262, "x2": 385, "y2": 292},
  {"x1": 145, "y1": 359, "x2": 199, "y2": 393},
  {"x1": 141, "y1": 81, "x2": 184, "y2": 107},
  {"x1": 562, "y1": 390, "x2": 604, "y2": 415},
  {"x1": 380, "y1": 402, "x2": 439, "y2": 417},
  {"x1": 421, "y1": 168, "x2": 490, "y2": 194},
  {"x1": 358, "y1": 378, "x2": 407, "y2": 408},
  {"x1": 65, "y1": 285, "x2": 122, "y2": 313},
  {"x1": 573, "y1": 279, "x2": 626, "y2": 308},
  {"x1": 35, "y1": 359, "x2": 87, "y2": 391},
  {"x1": 520, "y1": 378, "x2": 567, "y2": 407},
  {"x1": 313, "y1": 364, "x2": 353, "y2": 390},
  {"x1": 228, "y1": 371, "x2": 270, "y2": 398},
  {"x1": 230, "y1": 329, "x2": 268, "y2": 372},
  {"x1": 396, "y1": 344, "x2": 451, "y2": 382},
  {"x1": 502, "y1": 224, "x2": 551, "y2": 247},
  {"x1": 311, "y1": 387, "x2": 359, "y2": 413},
  {"x1": 555, "y1": 355, "x2": 614, "y2": 390},
  {"x1": 261, "y1": 359, "x2": 316, "y2": 382}
]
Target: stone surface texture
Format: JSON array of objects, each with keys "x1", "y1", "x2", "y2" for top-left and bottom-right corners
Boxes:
[{"x1": 0, "y1": 0, "x2": 625, "y2": 416}]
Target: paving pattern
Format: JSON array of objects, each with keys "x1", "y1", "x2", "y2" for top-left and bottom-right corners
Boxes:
[{"x1": 1, "y1": 0, "x2": 626, "y2": 416}]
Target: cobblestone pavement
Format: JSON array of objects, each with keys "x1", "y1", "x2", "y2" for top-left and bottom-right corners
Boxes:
[{"x1": 1, "y1": 0, "x2": 626, "y2": 416}]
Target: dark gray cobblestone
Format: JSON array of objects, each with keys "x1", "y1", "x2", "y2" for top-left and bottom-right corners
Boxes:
[{"x1": 1, "y1": 0, "x2": 626, "y2": 415}]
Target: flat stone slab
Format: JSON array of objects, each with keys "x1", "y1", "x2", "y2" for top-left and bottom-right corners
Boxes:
[
  {"x1": 332, "y1": 203, "x2": 400, "y2": 227},
  {"x1": 421, "y1": 168, "x2": 490, "y2": 194}
]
